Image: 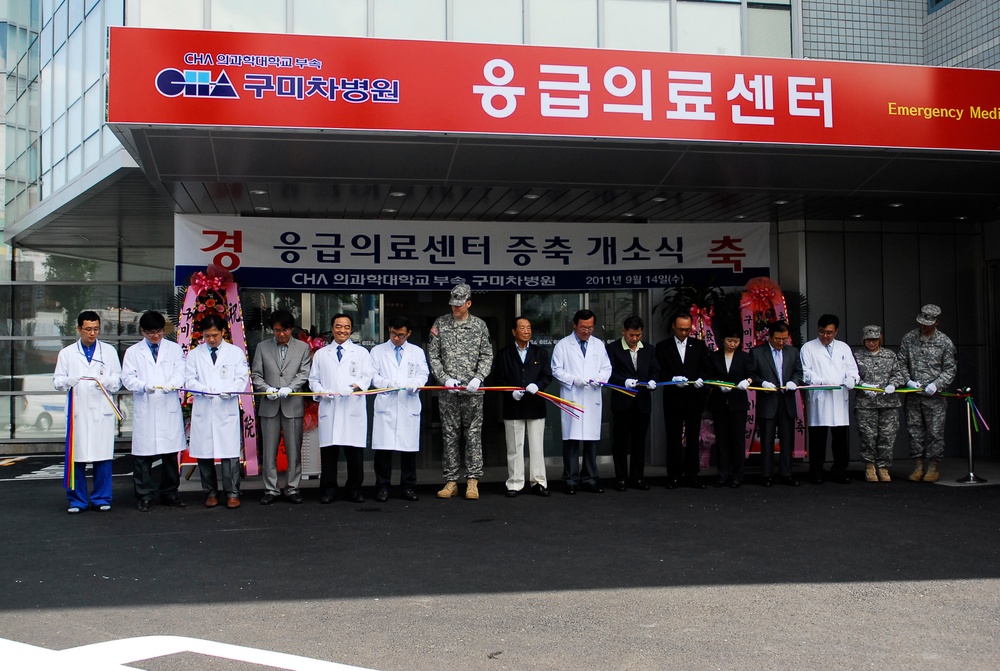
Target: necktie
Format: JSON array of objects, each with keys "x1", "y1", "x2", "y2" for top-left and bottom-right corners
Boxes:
[
  {"x1": 827, "y1": 343, "x2": 834, "y2": 357},
  {"x1": 280, "y1": 345, "x2": 287, "y2": 362},
  {"x1": 337, "y1": 345, "x2": 343, "y2": 362},
  {"x1": 210, "y1": 347, "x2": 218, "y2": 364},
  {"x1": 580, "y1": 340, "x2": 587, "y2": 357},
  {"x1": 395, "y1": 346, "x2": 402, "y2": 364},
  {"x1": 150, "y1": 344, "x2": 158, "y2": 362},
  {"x1": 773, "y1": 349, "x2": 783, "y2": 385}
]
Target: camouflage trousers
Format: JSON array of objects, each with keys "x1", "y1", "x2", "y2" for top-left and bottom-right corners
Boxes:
[
  {"x1": 855, "y1": 407, "x2": 900, "y2": 468},
  {"x1": 905, "y1": 394, "x2": 948, "y2": 460},
  {"x1": 439, "y1": 393, "x2": 484, "y2": 481}
]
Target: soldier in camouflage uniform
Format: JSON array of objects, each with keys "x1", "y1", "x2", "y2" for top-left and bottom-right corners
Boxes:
[
  {"x1": 427, "y1": 284, "x2": 494, "y2": 500},
  {"x1": 897, "y1": 304, "x2": 957, "y2": 483},
  {"x1": 854, "y1": 325, "x2": 907, "y2": 483}
]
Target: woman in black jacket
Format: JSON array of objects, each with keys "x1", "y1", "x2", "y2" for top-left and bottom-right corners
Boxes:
[{"x1": 706, "y1": 324, "x2": 756, "y2": 487}]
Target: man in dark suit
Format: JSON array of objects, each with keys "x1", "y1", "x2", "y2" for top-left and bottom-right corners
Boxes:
[
  {"x1": 251, "y1": 309, "x2": 313, "y2": 505},
  {"x1": 656, "y1": 312, "x2": 711, "y2": 488},
  {"x1": 495, "y1": 316, "x2": 554, "y2": 497},
  {"x1": 608, "y1": 316, "x2": 661, "y2": 491},
  {"x1": 749, "y1": 320, "x2": 803, "y2": 487}
]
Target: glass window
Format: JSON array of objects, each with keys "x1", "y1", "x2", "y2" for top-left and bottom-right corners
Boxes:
[
  {"x1": 40, "y1": 62, "x2": 51, "y2": 128},
  {"x1": 676, "y1": 0, "x2": 741, "y2": 55},
  {"x1": 66, "y1": 145, "x2": 82, "y2": 180},
  {"x1": 83, "y1": 82, "x2": 100, "y2": 138},
  {"x1": 84, "y1": 10, "x2": 102, "y2": 88},
  {"x1": 52, "y1": 45, "x2": 65, "y2": 123},
  {"x1": 67, "y1": 98, "x2": 82, "y2": 151},
  {"x1": 373, "y1": 0, "x2": 445, "y2": 40},
  {"x1": 104, "y1": 0, "x2": 123, "y2": 28},
  {"x1": 53, "y1": 0, "x2": 67, "y2": 50},
  {"x1": 137, "y1": 0, "x2": 204, "y2": 29},
  {"x1": 748, "y1": 5, "x2": 791, "y2": 58},
  {"x1": 67, "y1": 19, "x2": 83, "y2": 104},
  {"x1": 53, "y1": 158, "x2": 66, "y2": 191},
  {"x1": 83, "y1": 130, "x2": 100, "y2": 168},
  {"x1": 52, "y1": 112, "x2": 66, "y2": 162},
  {"x1": 604, "y1": 0, "x2": 670, "y2": 52},
  {"x1": 121, "y1": 250, "x2": 174, "y2": 281},
  {"x1": 102, "y1": 124, "x2": 121, "y2": 155},
  {"x1": 211, "y1": 0, "x2": 286, "y2": 32},
  {"x1": 453, "y1": 0, "x2": 522, "y2": 45},
  {"x1": 528, "y1": 0, "x2": 598, "y2": 48},
  {"x1": 293, "y1": 0, "x2": 366, "y2": 37},
  {"x1": 69, "y1": 0, "x2": 84, "y2": 31},
  {"x1": 40, "y1": 21, "x2": 52, "y2": 65}
]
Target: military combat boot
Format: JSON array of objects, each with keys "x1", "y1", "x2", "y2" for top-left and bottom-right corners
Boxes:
[
  {"x1": 908, "y1": 458, "x2": 925, "y2": 481},
  {"x1": 877, "y1": 468, "x2": 891, "y2": 482},
  {"x1": 865, "y1": 462, "x2": 878, "y2": 482},
  {"x1": 923, "y1": 461, "x2": 940, "y2": 483},
  {"x1": 465, "y1": 478, "x2": 480, "y2": 500},
  {"x1": 437, "y1": 481, "x2": 458, "y2": 499}
]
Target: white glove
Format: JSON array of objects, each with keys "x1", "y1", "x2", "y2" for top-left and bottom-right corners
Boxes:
[
  {"x1": 266, "y1": 386, "x2": 279, "y2": 400},
  {"x1": 737, "y1": 379, "x2": 751, "y2": 391},
  {"x1": 218, "y1": 392, "x2": 233, "y2": 400},
  {"x1": 647, "y1": 380, "x2": 657, "y2": 390},
  {"x1": 526, "y1": 383, "x2": 539, "y2": 394},
  {"x1": 693, "y1": 378, "x2": 705, "y2": 389},
  {"x1": 784, "y1": 381, "x2": 797, "y2": 392},
  {"x1": 671, "y1": 376, "x2": 688, "y2": 387},
  {"x1": 761, "y1": 381, "x2": 777, "y2": 390},
  {"x1": 341, "y1": 385, "x2": 355, "y2": 397},
  {"x1": 720, "y1": 385, "x2": 732, "y2": 394},
  {"x1": 512, "y1": 390, "x2": 525, "y2": 401},
  {"x1": 884, "y1": 384, "x2": 896, "y2": 395},
  {"x1": 407, "y1": 386, "x2": 420, "y2": 395},
  {"x1": 924, "y1": 382, "x2": 937, "y2": 396},
  {"x1": 466, "y1": 378, "x2": 482, "y2": 392},
  {"x1": 65, "y1": 376, "x2": 80, "y2": 388},
  {"x1": 625, "y1": 378, "x2": 638, "y2": 389},
  {"x1": 574, "y1": 377, "x2": 590, "y2": 388},
  {"x1": 445, "y1": 378, "x2": 460, "y2": 392},
  {"x1": 588, "y1": 379, "x2": 602, "y2": 388},
  {"x1": 278, "y1": 387, "x2": 292, "y2": 398},
  {"x1": 144, "y1": 384, "x2": 158, "y2": 394},
  {"x1": 907, "y1": 380, "x2": 922, "y2": 389},
  {"x1": 842, "y1": 377, "x2": 857, "y2": 391},
  {"x1": 864, "y1": 390, "x2": 877, "y2": 398}
]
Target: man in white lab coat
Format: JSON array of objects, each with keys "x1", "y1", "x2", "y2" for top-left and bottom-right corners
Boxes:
[
  {"x1": 184, "y1": 314, "x2": 250, "y2": 508},
  {"x1": 550, "y1": 309, "x2": 612, "y2": 494},
  {"x1": 370, "y1": 316, "x2": 429, "y2": 502},
  {"x1": 53, "y1": 310, "x2": 123, "y2": 514},
  {"x1": 121, "y1": 311, "x2": 187, "y2": 512},
  {"x1": 308, "y1": 313, "x2": 374, "y2": 504},
  {"x1": 800, "y1": 313, "x2": 860, "y2": 484}
]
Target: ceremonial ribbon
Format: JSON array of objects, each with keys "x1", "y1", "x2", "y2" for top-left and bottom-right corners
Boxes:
[
  {"x1": 81, "y1": 376, "x2": 125, "y2": 421},
  {"x1": 63, "y1": 388, "x2": 75, "y2": 490}
]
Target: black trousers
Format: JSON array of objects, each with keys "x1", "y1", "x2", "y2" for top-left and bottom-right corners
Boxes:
[
  {"x1": 664, "y1": 404, "x2": 703, "y2": 479},
  {"x1": 808, "y1": 425, "x2": 850, "y2": 475},
  {"x1": 562, "y1": 440, "x2": 599, "y2": 486},
  {"x1": 713, "y1": 409, "x2": 748, "y2": 483},
  {"x1": 320, "y1": 444, "x2": 364, "y2": 494},
  {"x1": 757, "y1": 404, "x2": 795, "y2": 478},
  {"x1": 133, "y1": 452, "x2": 181, "y2": 501},
  {"x1": 612, "y1": 405, "x2": 649, "y2": 481},
  {"x1": 374, "y1": 450, "x2": 417, "y2": 490}
]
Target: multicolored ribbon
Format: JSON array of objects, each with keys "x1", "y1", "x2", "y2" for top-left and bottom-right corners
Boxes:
[
  {"x1": 63, "y1": 388, "x2": 75, "y2": 490},
  {"x1": 81, "y1": 376, "x2": 124, "y2": 421}
]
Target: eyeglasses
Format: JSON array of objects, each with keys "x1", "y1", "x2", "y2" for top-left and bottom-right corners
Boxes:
[
  {"x1": 142, "y1": 329, "x2": 164, "y2": 336},
  {"x1": 389, "y1": 330, "x2": 409, "y2": 339},
  {"x1": 80, "y1": 327, "x2": 101, "y2": 333},
  {"x1": 771, "y1": 336, "x2": 789, "y2": 342},
  {"x1": 576, "y1": 325, "x2": 595, "y2": 332}
]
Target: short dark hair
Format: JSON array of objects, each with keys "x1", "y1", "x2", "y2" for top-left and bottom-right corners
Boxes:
[
  {"x1": 513, "y1": 315, "x2": 531, "y2": 329},
  {"x1": 768, "y1": 320, "x2": 790, "y2": 336},
  {"x1": 389, "y1": 316, "x2": 411, "y2": 331},
  {"x1": 623, "y1": 315, "x2": 644, "y2": 331},
  {"x1": 716, "y1": 322, "x2": 742, "y2": 341},
  {"x1": 817, "y1": 314, "x2": 839, "y2": 330},
  {"x1": 672, "y1": 312, "x2": 693, "y2": 326},
  {"x1": 270, "y1": 309, "x2": 295, "y2": 329},
  {"x1": 331, "y1": 313, "x2": 352, "y2": 328},
  {"x1": 572, "y1": 309, "x2": 596, "y2": 325},
  {"x1": 201, "y1": 314, "x2": 228, "y2": 332},
  {"x1": 77, "y1": 311, "x2": 100, "y2": 327},
  {"x1": 139, "y1": 311, "x2": 166, "y2": 331}
]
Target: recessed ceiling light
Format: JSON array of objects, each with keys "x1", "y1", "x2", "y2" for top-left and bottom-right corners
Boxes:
[
  {"x1": 652, "y1": 197, "x2": 668, "y2": 202},
  {"x1": 389, "y1": 191, "x2": 407, "y2": 197},
  {"x1": 851, "y1": 214, "x2": 863, "y2": 218},
  {"x1": 255, "y1": 206, "x2": 271, "y2": 212},
  {"x1": 735, "y1": 215, "x2": 746, "y2": 220},
  {"x1": 888, "y1": 203, "x2": 903, "y2": 208},
  {"x1": 382, "y1": 208, "x2": 397, "y2": 213},
  {"x1": 249, "y1": 189, "x2": 267, "y2": 195},
  {"x1": 623, "y1": 213, "x2": 635, "y2": 217},
  {"x1": 773, "y1": 199, "x2": 789, "y2": 205},
  {"x1": 504, "y1": 210, "x2": 519, "y2": 215},
  {"x1": 956, "y1": 215, "x2": 968, "y2": 220},
  {"x1": 523, "y1": 194, "x2": 540, "y2": 200}
]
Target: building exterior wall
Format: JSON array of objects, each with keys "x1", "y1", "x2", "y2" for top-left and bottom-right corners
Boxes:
[
  {"x1": 925, "y1": 0, "x2": 1000, "y2": 68},
  {"x1": 801, "y1": 0, "x2": 924, "y2": 64}
]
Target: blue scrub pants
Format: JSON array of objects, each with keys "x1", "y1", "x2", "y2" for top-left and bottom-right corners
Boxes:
[{"x1": 67, "y1": 459, "x2": 113, "y2": 508}]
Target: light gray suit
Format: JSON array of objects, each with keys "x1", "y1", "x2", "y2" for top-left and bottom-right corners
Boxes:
[{"x1": 251, "y1": 337, "x2": 312, "y2": 495}]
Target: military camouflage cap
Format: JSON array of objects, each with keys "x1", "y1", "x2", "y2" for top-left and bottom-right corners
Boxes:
[
  {"x1": 916, "y1": 304, "x2": 942, "y2": 326},
  {"x1": 862, "y1": 325, "x2": 881, "y2": 340},
  {"x1": 448, "y1": 283, "x2": 472, "y2": 306}
]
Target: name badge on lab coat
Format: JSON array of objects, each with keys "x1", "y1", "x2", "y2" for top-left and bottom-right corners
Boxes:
[{"x1": 220, "y1": 365, "x2": 230, "y2": 380}]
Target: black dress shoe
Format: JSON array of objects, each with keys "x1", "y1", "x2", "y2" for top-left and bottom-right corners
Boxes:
[
  {"x1": 160, "y1": 495, "x2": 186, "y2": 508},
  {"x1": 564, "y1": 485, "x2": 577, "y2": 495},
  {"x1": 375, "y1": 489, "x2": 390, "y2": 503},
  {"x1": 808, "y1": 473, "x2": 825, "y2": 485},
  {"x1": 581, "y1": 482, "x2": 604, "y2": 494},
  {"x1": 632, "y1": 479, "x2": 650, "y2": 491},
  {"x1": 260, "y1": 493, "x2": 278, "y2": 506},
  {"x1": 615, "y1": 480, "x2": 627, "y2": 492},
  {"x1": 505, "y1": 489, "x2": 519, "y2": 498},
  {"x1": 531, "y1": 484, "x2": 550, "y2": 497},
  {"x1": 349, "y1": 490, "x2": 366, "y2": 503},
  {"x1": 829, "y1": 473, "x2": 852, "y2": 484},
  {"x1": 683, "y1": 477, "x2": 707, "y2": 490},
  {"x1": 286, "y1": 491, "x2": 304, "y2": 504},
  {"x1": 137, "y1": 499, "x2": 152, "y2": 512},
  {"x1": 729, "y1": 480, "x2": 741, "y2": 488},
  {"x1": 780, "y1": 476, "x2": 801, "y2": 487},
  {"x1": 713, "y1": 479, "x2": 726, "y2": 488},
  {"x1": 761, "y1": 477, "x2": 773, "y2": 487},
  {"x1": 319, "y1": 489, "x2": 336, "y2": 504},
  {"x1": 665, "y1": 478, "x2": 680, "y2": 490},
  {"x1": 401, "y1": 488, "x2": 419, "y2": 501}
]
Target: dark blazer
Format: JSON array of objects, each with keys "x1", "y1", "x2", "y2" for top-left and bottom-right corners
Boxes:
[
  {"x1": 706, "y1": 349, "x2": 756, "y2": 415},
  {"x1": 608, "y1": 340, "x2": 661, "y2": 413},
  {"x1": 655, "y1": 336, "x2": 711, "y2": 411},
  {"x1": 251, "y1": 337, "x2": 313, "y2": 418},
  {"x1": 748, "y1": 343, "x2": 803, "y2": 419},
  {"x1": 495, "y1": 342, "x2": 553, "y2": 420}
]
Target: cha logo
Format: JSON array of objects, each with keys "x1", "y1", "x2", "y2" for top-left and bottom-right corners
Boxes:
[{"x1": 155, "y1": 68, "x2": 240, "y2": 98}]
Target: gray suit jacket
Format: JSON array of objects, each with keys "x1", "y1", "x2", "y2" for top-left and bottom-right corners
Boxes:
[{"x1": 251, "y1": 337, "x2": 312, "y2": 418}]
